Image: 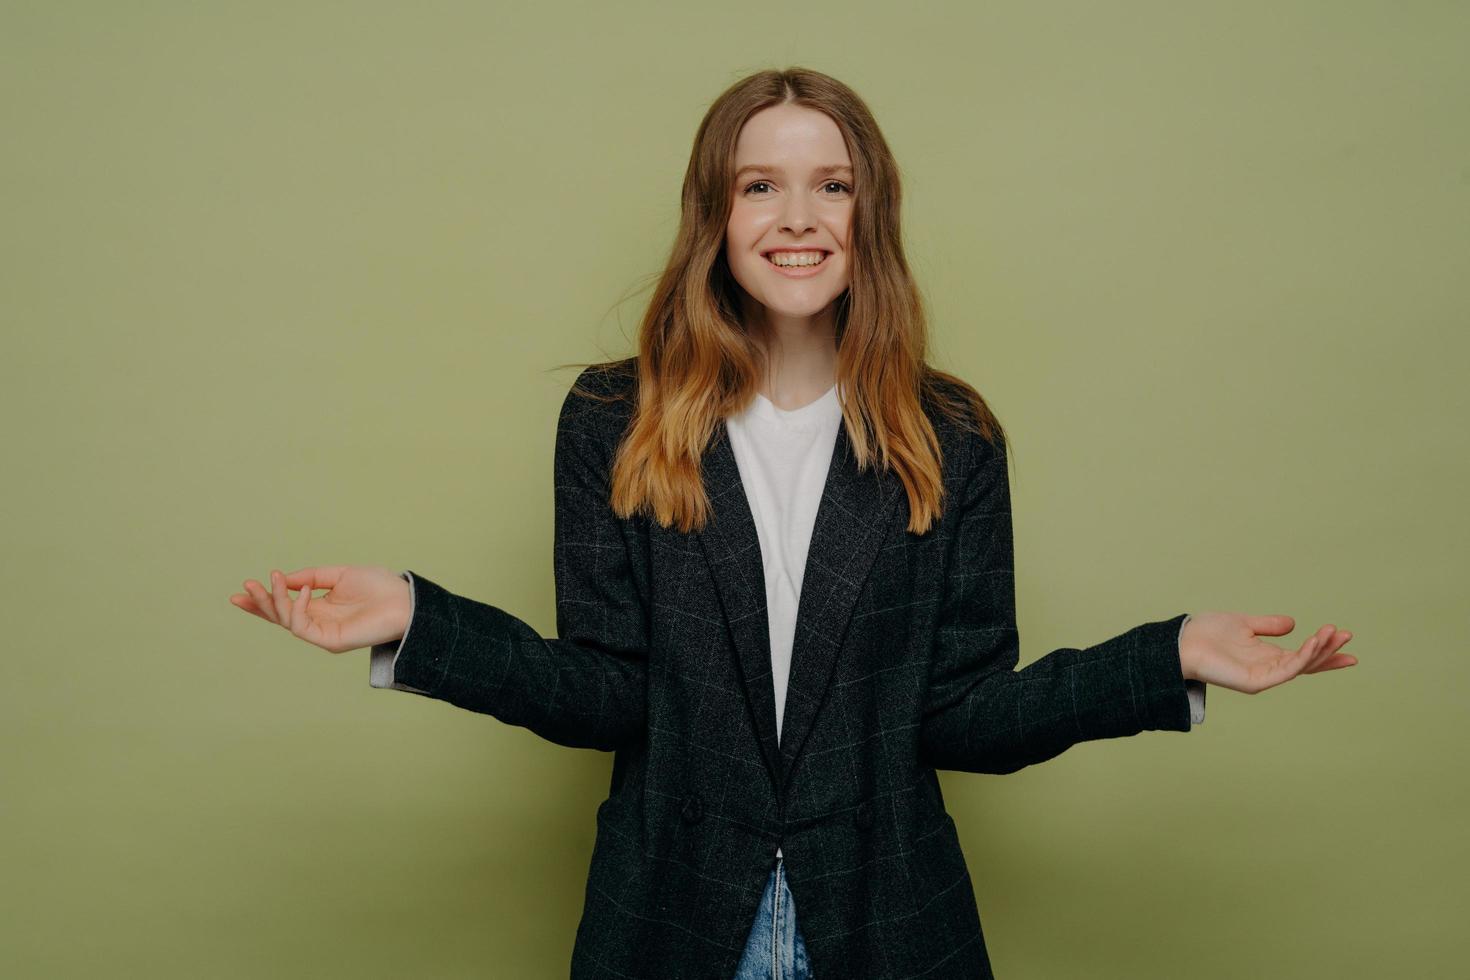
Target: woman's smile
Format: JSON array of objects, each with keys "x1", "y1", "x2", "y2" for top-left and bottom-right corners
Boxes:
[{"x1": 763, "y1": 249, "x2": 832, "y2": 278}]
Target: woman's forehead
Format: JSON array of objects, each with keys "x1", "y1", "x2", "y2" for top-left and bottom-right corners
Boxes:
[{"x1": 734, "y1": 104, "x2": 850, "y2": 164}]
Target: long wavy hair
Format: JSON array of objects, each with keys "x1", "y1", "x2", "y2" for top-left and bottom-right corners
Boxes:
[{"x1": 561, "y1": 66, "x2": 1007, "y2": 536}]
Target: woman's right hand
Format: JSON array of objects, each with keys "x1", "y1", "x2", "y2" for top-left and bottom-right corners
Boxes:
[{"x1": 229, "y1": 565, "x2": 412, "y2": 654}]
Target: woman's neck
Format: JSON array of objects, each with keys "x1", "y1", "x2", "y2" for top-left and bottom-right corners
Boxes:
[{"x1": 746, "y1": 308, "x2": 839, "y2": 412}]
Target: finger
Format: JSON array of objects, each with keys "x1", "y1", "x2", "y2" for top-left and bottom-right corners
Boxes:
[
  {"x1": 1300, "y1": 629, "x2": 1330, "y2": 672},
  {"x1": 1254, "y1": 635, "x2": 1318, "y2": 692},
  {"x1": 1305, "y1": 625, "x2": 1342, "y2": 672},
  {"x1": 244, "y1": 580, "x2": 280, "y2": 625},
  {"x1": 1304, "y1": 630, "x2": 1355, "y2": 673},
  {"x1": 229, "y1": 593, "x2": 275, "y2": 624},
  {"x1": 291, "y1": 577, "x2": 312, "y2": 638},
  {"x1": 270, "y1": 570, "x2": 292, "y2": 629},
  {"x1": 1305, "y1": 652, "x2": 1358, "y2": 673},
  {"x1": 1299, "y1": 628, "x2": 1334, "y2": 675},
  {"x1": 1313, "y1": 625, "x2": 1340, "y2": 660},
  {"x1": 283, "y1": 566, "x2": 346, "y2": 591},
  {"x1": 1294, "y1": 634, "x2": 1322, "y2": 674},
  {"x1": 1247, "y1": 614, "x2": 1296, "y2": 637}
]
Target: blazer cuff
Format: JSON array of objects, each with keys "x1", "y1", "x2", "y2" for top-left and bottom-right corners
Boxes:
[
  {"x1": 1128, "y1": 611, "x2": 1195, "y2": 733},
  {"x1": 369, "y1": 570, "x2": 431, "y2": 695},
  {"x1": 1178, "y1": 613, "x2": 1206, "y2": 726}
]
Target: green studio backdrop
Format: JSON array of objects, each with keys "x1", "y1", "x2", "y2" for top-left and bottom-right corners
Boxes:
[{"x1": 2, "y1": 1, "x2": 1466, "y2": 977}]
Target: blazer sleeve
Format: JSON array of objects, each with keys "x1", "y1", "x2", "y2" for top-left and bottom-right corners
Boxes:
[
  {"x1": 918, "y1": 431, "x2": 1197, "y2": 774},
  {"x1": 366, "y1": 370, "x2": 648, "y2": 752}
]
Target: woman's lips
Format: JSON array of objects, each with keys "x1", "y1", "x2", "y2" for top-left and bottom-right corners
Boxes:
[{"x1": 763, "y1": 251, "x2": 831, "y2": 278}]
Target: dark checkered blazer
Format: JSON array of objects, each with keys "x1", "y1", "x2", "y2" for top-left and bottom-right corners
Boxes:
[{"x1": 372, "y1": 357, "x2": 1203, "y2": 979}]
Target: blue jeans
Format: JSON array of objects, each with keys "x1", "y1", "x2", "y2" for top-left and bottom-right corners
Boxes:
[{"x1": 732, "y1": 855, "x2": 813, "y2": 979}]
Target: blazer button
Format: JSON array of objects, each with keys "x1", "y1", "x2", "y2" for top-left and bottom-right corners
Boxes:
[
  {"x1": 680, "y1": 793, "x2": 704, "y2": 825},
  {"x1": 855, "y1": 801, "x2": 873, "y2": 831}
]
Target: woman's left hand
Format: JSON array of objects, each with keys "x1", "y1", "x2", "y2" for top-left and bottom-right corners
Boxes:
[{"x1": 1179, "y1": 613, "x2": 1358, "y2": 693}]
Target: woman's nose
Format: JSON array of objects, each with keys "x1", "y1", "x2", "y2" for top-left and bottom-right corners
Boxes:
[{"x1": 779, "y1": 201, "x2": 816, "y2": 234}]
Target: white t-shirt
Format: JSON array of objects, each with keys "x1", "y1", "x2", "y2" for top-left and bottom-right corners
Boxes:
[{"x1": 724, "y1": 380, "x2": 845, "y2": 859}]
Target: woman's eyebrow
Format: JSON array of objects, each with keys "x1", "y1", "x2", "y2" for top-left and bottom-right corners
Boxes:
[{"x1": 734, "y1": 163, "x2": 854, "y2": 180}]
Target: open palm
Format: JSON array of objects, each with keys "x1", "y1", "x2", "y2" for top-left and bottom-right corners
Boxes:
[
  {"x1": 228, "y1": 564, "x2": 411, "y2": 654},
  {"x1": 1181, "y1": 611, "x2": 1358, "y2": 694}
]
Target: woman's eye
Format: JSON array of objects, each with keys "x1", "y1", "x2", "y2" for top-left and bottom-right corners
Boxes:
[{"x1": 742, "y1": 180, "x2": 853, "y2": 196}]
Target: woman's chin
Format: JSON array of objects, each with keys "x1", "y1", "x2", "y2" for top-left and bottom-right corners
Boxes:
[{"x1": 750, "y1": 287, "x2": 847, "y2": 320}]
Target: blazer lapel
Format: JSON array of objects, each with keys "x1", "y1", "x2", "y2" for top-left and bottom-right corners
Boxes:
[
  {"x1": 697, "y1": 415, "x2": 906, "y2": 802},
  {"x1": 696, "y1": 420, "x2": 785, "y2": 793}
]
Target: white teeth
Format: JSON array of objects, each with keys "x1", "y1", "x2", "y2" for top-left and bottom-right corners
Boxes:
[{"x1": 766, "y1": 251, "x2": 826, "y2": 267}]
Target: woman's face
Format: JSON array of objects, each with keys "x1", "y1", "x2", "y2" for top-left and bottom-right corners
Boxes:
[{"x1": 725, "y1": 103, "x2": 854, "y2": 325}]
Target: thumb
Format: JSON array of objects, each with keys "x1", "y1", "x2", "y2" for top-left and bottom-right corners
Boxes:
[
  {"x1": 282, "y1": 566, "x2": 348, "y2": 591},
  {"x1": 1245, "y1": 613, "x2": 1296, "y2": 637}
]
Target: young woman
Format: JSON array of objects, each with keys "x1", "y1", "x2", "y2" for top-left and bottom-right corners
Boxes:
[{"x1": 231, "y1": 67, "x2": 1358, "y2": 979}]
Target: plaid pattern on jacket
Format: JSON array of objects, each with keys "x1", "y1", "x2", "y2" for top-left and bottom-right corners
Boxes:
[{"x1": 372, "y1": 358, "x2": 1200, "y2": 979}]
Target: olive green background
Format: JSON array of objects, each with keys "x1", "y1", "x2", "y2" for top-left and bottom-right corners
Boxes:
[{"x1": 3, "y1": 1, "x2": 1465, "y2": 976}]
